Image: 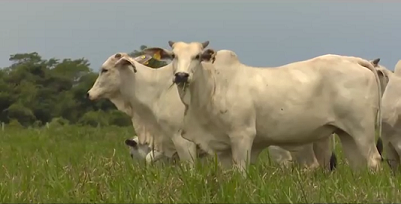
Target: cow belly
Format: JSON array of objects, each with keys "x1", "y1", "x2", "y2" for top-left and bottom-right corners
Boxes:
[{"x1": 257, "y1": 124, "x2": 335, "y2": 146}]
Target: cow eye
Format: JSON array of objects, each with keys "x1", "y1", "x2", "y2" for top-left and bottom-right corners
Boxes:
[
  {"x1": 101, "y1": 69, "x2": 108, "y2": 73},
  {"x1": 195, "y1": 54, "x2": 200, "y2": 60},
  {"x1": 171, "y1": 54, "x2": 176, "y2": 59}
]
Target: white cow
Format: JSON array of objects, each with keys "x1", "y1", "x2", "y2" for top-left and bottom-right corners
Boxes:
[
  {"x1": 372, "y1": 59, "x2": 401, "y2": 172},
  {"x1": 95, "y1": 55, "x2": 166, "y2": 163},
  {"x1": 88, "y1": 52, "x2": 334, "y2": 169},
  {"x1": 114, "y1": 55, "x2": 205, "y2": 164},
  {"x1": 143, "y1": 41, "x2": 382, "y2": 174},
  {"x1": 87, "y1": 53, "x2": 199, "y2": 165},
  {"x1": 98, "y1": 55, "x2": 170, "y2": 163}
]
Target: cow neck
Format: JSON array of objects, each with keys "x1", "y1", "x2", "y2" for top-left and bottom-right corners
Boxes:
[
  {"x1": 108, "y1": 94, "x2": 153, "y2": 146},
  {"x1": 108, "y1": 94, "x2": 155, "y2": 146},
  {"x1": 109, "y1": 94, "x2": 133, "y2": 117},
  {"x1": 120, "y1": 63, "x2": 174, "y2": 111},
  {"x1": 189, "y1": 62, "x2": 217, "y2": 110}
]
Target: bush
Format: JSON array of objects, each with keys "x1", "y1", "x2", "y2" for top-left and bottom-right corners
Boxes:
[
  {"x1": 32, "y1": 120, "x2": 43, "y2": 128},
  {"x1": 78, "y1": 110, "x2": 109, "y2": 127},
  {"x1": 107, "y1": 110, "x2": 131, "y2": 127},
  {"x1": 49, "y1": 117, "x2": 70, "y2": 127},
  {"x1": 6, "y1": 103, "x2": 36, "y2": 127},
  {"x1": 8, "y1": 119, "x2": 23, "y2": 128}
]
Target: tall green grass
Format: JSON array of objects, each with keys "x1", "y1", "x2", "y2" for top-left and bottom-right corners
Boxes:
[{"x1": 0, "y1": 126, "x2": 399, "y2": 203}]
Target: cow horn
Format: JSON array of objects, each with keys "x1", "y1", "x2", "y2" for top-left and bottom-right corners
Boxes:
[
  {"x1": 168, "y1": 41, "x2": 175, "y2": 48},
  {"x1": 372, "y1": 58, "x2": 380, "y2": 66},
  {"x1": 201, "y1": 41, "x2": 210, "y2": 49}
]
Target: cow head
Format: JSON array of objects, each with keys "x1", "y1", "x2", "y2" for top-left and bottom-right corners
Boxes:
[
  {"x1": 87, "y1": 53, "x2": 139, "y2": 100},
  {"x1": 125, "y1": 137, "x2": 151, "y2": 161},
  {"x1": 142, "y1": 41, "x2": 215, "y2": 85}
]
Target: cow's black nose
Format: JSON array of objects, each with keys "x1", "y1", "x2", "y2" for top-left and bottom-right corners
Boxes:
[
  {"x1": 174, "y1": 72, "x2": 189, "y2": 83},
  {"x1": 86, "y1": 93, "x2": 90, "y2": 98}
]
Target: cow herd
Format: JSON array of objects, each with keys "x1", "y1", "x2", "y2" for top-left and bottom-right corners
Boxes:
[{"x1": 86, "y1": 40, "x2": 401, "y2": 176}]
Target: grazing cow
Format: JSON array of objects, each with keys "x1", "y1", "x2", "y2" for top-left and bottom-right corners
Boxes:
[
  {"x1": 125, "y1": 136, "x2": 182, "y2": 164},
  {"x1": 372, "y1": 59, "x2": 401, "y2": 172},
  {"x1": 125, "y1": 136, "x2": 153, "y2": 160},
  {"x1": 143, "y1": 41, "x2": 382, "y2": 174}
]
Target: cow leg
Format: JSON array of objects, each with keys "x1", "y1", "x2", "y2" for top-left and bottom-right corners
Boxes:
[
  {"x1": 336, "y1": 127, "x2": 381, "y2": 171},
  {"x1": 313, "y1": 135, "x2": 334, "y2": 171},
  {"x1": 171, "y1": 132, "x2": 197, "y2": 167},
  {"x1": 290, "y1": 144, "x2": 320, "y2": 170},
  {"x1": 383, "y1": 140, "x2": 400, "y2": 172},
  {"x1": 218, "y1": 151, "x2": 233, "y2": 170},
  {"x1": 229, "y1": 129, "x2": 256, "y2": 176}
]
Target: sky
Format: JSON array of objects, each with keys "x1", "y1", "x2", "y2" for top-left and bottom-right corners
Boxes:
[{"x1": 0, "y1": 1, "x2": 399, "y2": 71}]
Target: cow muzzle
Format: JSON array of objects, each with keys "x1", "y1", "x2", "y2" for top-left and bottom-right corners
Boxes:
[
  {"x1": 86, "y1": 92, "x2": 99, "y2": 101},
  {"x1": 86, "y1": 92, "x2": 95, "y2": 101},
  {"x1": 174, "y1": 72, "x2": 190, "y2": 84}
]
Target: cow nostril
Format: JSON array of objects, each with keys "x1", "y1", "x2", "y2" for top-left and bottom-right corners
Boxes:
[
  {"x1": 175, "y1": 72, "x2": 189, "y2": 78},
  {"x1": 182, "y1": 73, "x2": 189, "y2": 78},
  {"x1": 86, "y1": 93, "x2": 90, "y2": 98},
  {"x1": 174, "y1": 72, "x2": 190, "y2": 83}
]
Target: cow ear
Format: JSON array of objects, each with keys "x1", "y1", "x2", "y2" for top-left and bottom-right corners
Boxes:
[
  {"x1": 142, "y1": 47, "x2": 174, "y2": 60},
  {"x1": 371, "y1": 58, "x2": 380, "y2": 67},
  {"x1": 125, "y1": 138, "x2": 137, "y2": 147},
  {"x1": 115, "y1": 57, "x2": 137, "y2": 73},
  {"x1": 132, "y1": 54, "x2": 152, "y2": 66},
  {"x1": 376, "y1": 69, "x2": 384, "y2": 77},
  {"x1": 201, "y1": 49, "x2": 216, "y2": 63}
]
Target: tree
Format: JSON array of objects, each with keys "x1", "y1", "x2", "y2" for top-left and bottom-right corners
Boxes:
[{"x1": 0, "y1": 45, "x2": 158, "y2": 127}]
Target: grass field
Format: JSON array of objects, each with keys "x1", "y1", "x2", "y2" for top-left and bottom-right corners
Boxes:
[{"x1": 0, "y1": 125, "x2": 400, "y2": 203}]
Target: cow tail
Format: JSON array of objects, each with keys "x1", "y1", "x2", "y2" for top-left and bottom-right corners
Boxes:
[{"x1": 358, "y1": 59, "x2": 383, "y2": 158}]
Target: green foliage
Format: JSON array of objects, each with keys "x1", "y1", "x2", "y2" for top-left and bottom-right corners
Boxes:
[
  {"x1": 5, "y1": 103, "x2": 36, "y2": 126},
  {"x1": 0, "y1": 45, "x2": 162, "y2": 127},
  {"x1": 0, "y1": 126, "x2": 400, "y2": 203},
  {"x1": 7, "y1": 119, "x2": 23, "y2": 128},
  {"x1": 78, "y1": 110, "x2": 109, "y2": 127},
  {"x1": 49, "y1": 117, "x2": 70, "y2": 127},
  {"x1": 107, "y1": 110, "x2": 132, "y2": 127}
]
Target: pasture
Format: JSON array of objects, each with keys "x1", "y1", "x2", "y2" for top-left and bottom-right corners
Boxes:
[{"x1": 0, "y1": 125, "x2": 400, "y2": 203}]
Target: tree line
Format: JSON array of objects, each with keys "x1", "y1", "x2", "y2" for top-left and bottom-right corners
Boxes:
[{"x1": 0, "y1": 45, "x2": 166, "y2": 128}]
